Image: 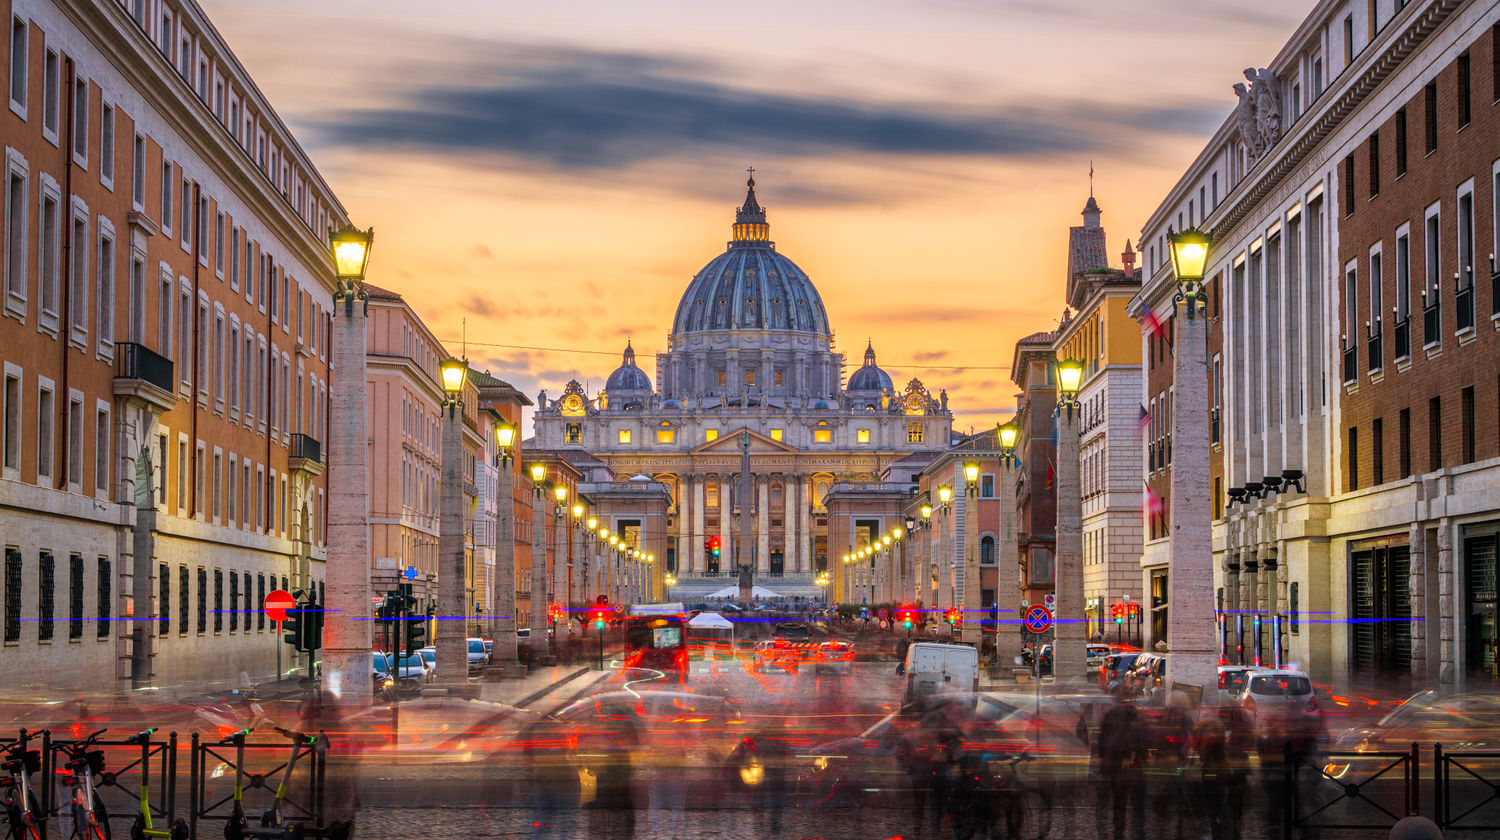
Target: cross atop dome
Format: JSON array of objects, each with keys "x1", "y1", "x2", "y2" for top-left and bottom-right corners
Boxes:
[{"x1": 733, "y1": 171, "x2": 770, "y2": 244}]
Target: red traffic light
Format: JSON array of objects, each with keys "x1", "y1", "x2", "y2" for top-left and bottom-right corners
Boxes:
[{"x1": 706, "y1": 536, "x2": 722, "y2": 556}]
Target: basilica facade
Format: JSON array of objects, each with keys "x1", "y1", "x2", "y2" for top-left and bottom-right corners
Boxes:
[{"x1": 531, "y1": 178, "x2": 954, "y2": 594}]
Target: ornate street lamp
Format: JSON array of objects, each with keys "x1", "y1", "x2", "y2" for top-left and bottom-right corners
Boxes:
[
  {"x1": 530, "y1": 464, "x2": 547, "y2": 484},
  {"x1": 330, "y1": 223, "x2": 374, "y2": 282},
  {"x1": 495, "y1": 422, "x2": 516, "y2": 468},
  {"x1": 937, "y1": 486, "x2": 953, "y2": 515},
  {"x1": 893, "y1": 527, "x2": 904, "y2": 541},
  {"x1": 1168, "y1": 226, "x2": 1212, "y2": 319},
  {"x1": 964, "y1": 463, "x2": 980, "y2": 490},
  {"x1": 1056, "y1": 358, "x2": 1084, "y2": 412},
  {"x1": 997, "y1": 422, "x2": 1019, "y2": 457},
  {"x1": 920, "y1": 504, "x2": 933, "y2": 526}
]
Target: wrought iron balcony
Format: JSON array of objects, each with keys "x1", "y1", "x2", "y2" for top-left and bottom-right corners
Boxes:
[
  {"x1": 115, "y1": 342, "x2": 173, "y2": 392},
  {"x1": 1492, "y1": 268, "x2": 1499, "y2": 317},
  {"x1": 1456, "y1": 284, "x2": 1474, "y2": 332},
  {"x1": 289, "y1": 433, "x2": 324, "y2": 476},
  {"x1": 113, "y1": 343, "x2": 176, "y2": 412},
  {"x1": 1342, "y1": 344, "x2": 1357, "y2": 384},
  {"x1": 1210, "y1": 408, "x2": 1221, "y2": 445},
  {"x1": 1423, "y1": 301, "x2": 1440, "y2": 346},
  {"x1": 1394, "y1": 318, "x2": 1411, "y2": 360},
  {"x1": 1367, "y1": 328, "x2": 1381, "y2": 372}
]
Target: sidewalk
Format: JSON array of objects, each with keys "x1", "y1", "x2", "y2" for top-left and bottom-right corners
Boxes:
[{"x1": 477, "y1": 661, "x2": 609, "y2": 712}]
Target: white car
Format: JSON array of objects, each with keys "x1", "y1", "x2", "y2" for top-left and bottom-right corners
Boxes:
[
  {"x1": 1227, "y1": 668, "x2": 1319, "y2": 725},
  {"x1": 416, "y1": 646, "x2": 437, "y2": 680}
]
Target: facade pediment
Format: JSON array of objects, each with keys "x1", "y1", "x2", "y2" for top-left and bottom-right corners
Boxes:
[{"x1": 689, "y1": 427, "x2": 798, "y2": 454}]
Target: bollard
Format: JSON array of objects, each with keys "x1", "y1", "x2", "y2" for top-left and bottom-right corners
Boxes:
[{"x1": 1390, "y1": 815, "x2": 1443, "y2": 840}]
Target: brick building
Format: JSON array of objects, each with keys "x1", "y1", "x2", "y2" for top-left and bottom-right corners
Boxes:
[
  {"x1": 1, "y1": 0, "x2": 349, "y2": 690},
  {"x1": 1132, "y1": 0, "x2": 1500, "y2": 689},
  {"x1": 1009, "y1": 331, "x2": 1058, "y2": 612}
]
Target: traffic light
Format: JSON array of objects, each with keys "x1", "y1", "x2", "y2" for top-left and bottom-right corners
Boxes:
[
  {"x1": 706, "y1": 536, "x2": 722, "y2": 558},
  {"x1": 404, "y1": 605, "x2": 428, "y2": 652},
  {"x1": 944, "y1": 608, "x2": 960, "y2": 626},
  {"x1": 305, "y1": 595, "x2": 324, "y2": 652},
  {"x1": 548, "y1": 603, "x2": 564, "y2": 626},
  {"x1": 590, "y1": 606, "x2": 608, "y2": 630},
  {"x1": 1112, "y1": 603, "x2": 1125, "y2": 624},
  {"x1": 283, "y1": 602, "x2": 304, "y2": 652},
  {"x1": 896, "y1": 605, "x2": 915, "y2": 629}
]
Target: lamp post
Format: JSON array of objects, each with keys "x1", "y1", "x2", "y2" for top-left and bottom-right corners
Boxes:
[
  {"x1": 1165, "y1": 226, "x2": 1217, "y2": 696},
  {"x1": 435, "y1": 358, "x2": 469, "y2": 690},
  {"x1": 936, "y1": 485, "x2": 953, "y2": 634},
  {"x1": 550, "y1": 484, "x2": 572, "y2": 645},
  {"x1": 994, "y1": 422, "x2": 1023, "y2": 665},
  {"x1": 890, "y1": 527, "x2": 904, "y2": 607},
  {"x1": 320, "y1": 224, "x2": 375, "y2": 700},
  {"x1": 1052, "y1": 357, "x2": 1088, "y2": 682},
  {"x1": 962, "y1": 463, "x2": 981, "y2": 645},
  {"x1": 528, "y1": 464, "x2": 552, "y2": 662},
  {"x1": 571, "y1": 504, "x2": 586, "y2": 628},
  {"x1": 584, "y1": 516, "x2": 598, "y2": 603},
  {"x1": 489, "y1": 421, "x2": 521, "y2": 675},
  {"x1": 920, "y1": 503, "x2": 933, "y2": 625}
]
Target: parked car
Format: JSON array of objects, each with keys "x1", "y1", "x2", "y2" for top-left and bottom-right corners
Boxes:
[
  {"x1": 466, "y1": 637, "x2": 489, "y2": 671},
  {"x1": 772, "y1": 622, "x2": 812, "y2": 641},
  {"x1": 1217, "y1": 664, "x2": 1263, "y2": 695},
  {"x1": 1226, "y1": 669, "x2": 1318, "y2": 726},
  {"x1": 903, "y1": 642, "x2": 979, "y2": 702},
  {"x1": 1085, "y1": 644, "x2": 1112, "y2": 669},
  {"x1": 1098, "y1": 652, "x2": 1141, "y2": 693},
  {"x1": 1123, "y1": 652, "x2": 1167, "y2": 698}
]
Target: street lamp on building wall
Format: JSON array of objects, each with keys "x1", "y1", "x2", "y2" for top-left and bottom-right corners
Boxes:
[{"x1": 1164, "y1": 226, "x2": 1217, "y2": 697}]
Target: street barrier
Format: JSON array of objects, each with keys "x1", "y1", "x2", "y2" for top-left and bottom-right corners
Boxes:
[
  {"x1": 188, "y1": 730, "x2": 326, "y2": 840},
  {"x1": 1434, "y1": 743, "x2": 1500, "y2": 831},
  {"x1": 1286, "y1": 741, "x2": 1417, "y2": 837},
  {"x1": 39, "y1": 729, "x2": 183, "y2": 840}
]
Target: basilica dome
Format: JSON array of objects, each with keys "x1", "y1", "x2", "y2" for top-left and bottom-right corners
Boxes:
[
  {"x1": 670, "y1": 177, "x2": 831, "y2": 339},
  {"x1": 604, "y1": 341, "x2": 652, "y2": 392},
  {"x1": 846, "y1": 342, "x2": 893, "y2": 392}
]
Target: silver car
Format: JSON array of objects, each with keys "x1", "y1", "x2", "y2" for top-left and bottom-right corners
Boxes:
[{"x1": 1227, "y1": 668, "x2": 1319, "y2": 725}]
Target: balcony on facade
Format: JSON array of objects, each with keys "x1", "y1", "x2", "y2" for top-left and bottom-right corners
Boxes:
[
  {"x1": 1394, "y1": 317, "x2": 1411, "y2": 361},
  {"x1": 289, "y1": 433, "x2": 323, "y2": 476},
  {"x1": 113, "y1": 343, "x2": 177, "y2": 412}
]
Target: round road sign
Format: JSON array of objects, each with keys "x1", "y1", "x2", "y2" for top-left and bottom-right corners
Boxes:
[
  {"x1": 264, "y1": 589, "x2": 295, "y2": 623},
  {"x1": 1023, "y1": 605, "x2": 1053, "y2": 634}
]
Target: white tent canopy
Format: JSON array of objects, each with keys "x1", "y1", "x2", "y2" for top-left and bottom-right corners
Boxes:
[
  {"x1": 688, "y1": 612, "x2": 735, "y2": 631},
  {"x1": 705, "y1": 585, "x2": 782, "y2": 599}
]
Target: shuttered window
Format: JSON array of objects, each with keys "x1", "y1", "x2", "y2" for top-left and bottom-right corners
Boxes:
[
  {"x1": 158, "y1": 563, "x2": 170, "y2": 637},
  {"x1": 196, "y1": 568, "x2": 207, "y2": 633},
  {"x1": 1466, "y1": 535, "x2": 1497, "y2": 681},
  {"x1": 229, "y1": 572, "x2": 239, "y2": 631},
  {"x1": 4, "y1": 548, "x2": 20, "y2": 642},
  {"x1": 1351, "y1": 545, "x2": 1411, "y2": 682},
  {"x1": 178, "y1": 566, "x2": 189, "y2": 635},
  {"x1": 213, "y1": 569, "x2": 223, "y2": 633},
  {"x1": 257, "y1": 574, "x2": 266, "y2": 631},
  {"x1": 70, "y1": 555, "x2": 84, "y2": 639},
  {"x1": 97, "y1": 557, "x2": 111, "y2": 638}
]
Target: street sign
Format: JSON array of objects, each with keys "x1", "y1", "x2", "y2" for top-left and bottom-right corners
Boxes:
[
  {"x1": 264, "y1": 589, "x2": 295, "y2": 623},
  {"x1": 1020, "y1": 598, "x2": 1029, "y2": 608},
  {"x1": 404, "y1": 566, "x2": 418, "y2": 581},
  {"x1": 1044, "y1": 593, "x2": 1056, "y2": 611},
  {"x1": 878, "y1": 608, "x2": 889, "y2": 620},
  {"x1": 1023, "y1": 606, "x2": 1053, "y2": 634}
]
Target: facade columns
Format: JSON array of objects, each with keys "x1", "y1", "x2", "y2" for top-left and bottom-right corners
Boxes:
[
  {"x1": 491, "y1": 461, "x2": 518, "y2": 667},
  {"x1": 1437, "y1": 519, "x2": 1456, "y2": 685},
  {"x1": 435, "y1": 404, "x2": 467, "y2": 687},
  {"x1": 783, "y1": 475, "x2": 796, "y2": 574},
  {"x1": 1166, "y1": 301, "x2": 1218, "y2": 694},
  {"x1": 324, "y1": 288, "x2": 372, "y2": 701},
  {"x1": 693, "y1": 477, "x2": 706, "y2": 575},
  {"x1": 801, "y1": 481, "x2": 813, "y2": 574},
  {"x1": 718, "y1": 481, "x2": 731, "y2": 571},
  {"x1": 528, "y1": 481, "x2": 550, "y2": 658},
  {"x1": 677, "y1": 477, "x2": 690, "y2": 576},
  {"x1": 935, "y1": 514, "x2": 951, "y2": 616},
  {"x1": 1054, "y1": 409, "x2": 1087, "y2": 678}
]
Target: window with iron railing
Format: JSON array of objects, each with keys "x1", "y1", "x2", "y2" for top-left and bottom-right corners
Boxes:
[
  {"x1": 4, "y1": 548, "x2": 20, "y2": 643},
  {"x1": 1394, "y1": 318, "x2": 1411, "y2": 360},
  {"x1": 1424, "y1": 300, "x2": 1440, "y2": 345},
  {"x1": 38, "y1": 553, "x2": 53, "y2": 642},
  {"x1": 196, "y1": 567, "x2": 207, "y2": 634},
  {"x1": 1456, "y1": 283, "x2": 1474, "y2": 331},
  {"x1": 178, "y1": 566, "x2": 189, "y2": 635},
  {"x1": 1211, "y1": 408, "x2": 1221, "y2": 445},
  {"x1": 159, "y1": 563, "x2": 170, "y2": 637},
  {"x1": 229, "y1": 572, "x2": 239, "y2": 632},
  {"x1": 1343, "y1": 342, "x2": 1357, "y2": 383},
  {"x1": 97, "y1": 557, "x2": 111, "y2": 638},
  {"x1": 70, "y1": 554, "x2": 84, "y2": 639},
  {"x1": 257, "y1": 574, "x2": 266, "y2": 631},
  {"x1": 1367, "y1": 324, "x2": 1382, "y2": 372}
]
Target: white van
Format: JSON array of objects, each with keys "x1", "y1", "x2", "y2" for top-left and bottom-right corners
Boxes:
[{"x1": 903, "y1": 642, "x2": 979, "y2": 703}]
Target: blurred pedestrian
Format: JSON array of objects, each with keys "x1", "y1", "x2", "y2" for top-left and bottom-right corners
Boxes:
[
  {"x1": 1151, "y1": 691, "x2": 1196, "y2": 840},
  {"x1": 1097, "y1": 697, "x2": 1147, "y2": 840},
  {"x1": 583, "y1": 705, "x2": 639, "y2": 840},
  {"x1": 1194, "y1": 715, "x2": 1229, "y2": 840},
  {"x1": 1255, "y1": 712, "x2": 1291, "y2": 840},
  {"x1": 297, "y1": 689, "x2": 359, "y2": 840}
]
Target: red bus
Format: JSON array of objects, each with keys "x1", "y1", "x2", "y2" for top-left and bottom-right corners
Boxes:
[{"x1": 624, "y1": 605, "x2": 689, "y2": 683}]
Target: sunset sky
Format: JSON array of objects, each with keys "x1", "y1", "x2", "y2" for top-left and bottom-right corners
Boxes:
[{"x1": 203, "y1": 0, "x2": 1310, "y2": 432}]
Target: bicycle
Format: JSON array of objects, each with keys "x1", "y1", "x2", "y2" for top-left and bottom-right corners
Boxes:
[
  {"x1": 948, "y1": 751, "x2": 1052, "y2": 840},
  {"x1": 125, "y1": 729, "x2": 187, "y2": 840},
  {"x1": 2, "y1": 735, "x2": 43, "y2": 840},
  {"x1": 56, "y1": 729, "x2": 112, "y2": 840}
]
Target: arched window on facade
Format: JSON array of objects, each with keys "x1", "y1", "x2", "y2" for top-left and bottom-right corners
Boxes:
[{"x1": 980, "y1": 535, "x2": 996, "y2": 565}]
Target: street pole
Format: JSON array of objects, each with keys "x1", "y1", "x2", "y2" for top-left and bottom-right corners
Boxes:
[
  {"x1": 529, "y1": 470, "x2": 552, "y2": 662},
  {"x1": 963, "y1": 469, "x2": 981, "y2": 647},
  {"x1": 490, "y1": 443, "x2": 520, "y2": 675},
  {"x1": 995, "y1": 442, "x2": 1022, "y2": 666},
  {"x1": 436, "y1": 368, "x2": 468, "y2": 691},
  {"x1": 1053, "y1": 402, "x2": 1088, "y2": 681}
]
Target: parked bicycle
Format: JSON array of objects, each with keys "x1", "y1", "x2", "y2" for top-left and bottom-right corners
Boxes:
[
  {"x1": 223, "y1": 727, "x2": 315, "y2": 840},
  {"x1": 56, "y1": 729, "x2": 112, "y2": 840},
  {"x1": 2, "y1": 736, "x2": 43, "y2": 840}
]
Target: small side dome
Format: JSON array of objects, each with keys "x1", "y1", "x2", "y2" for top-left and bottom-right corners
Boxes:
[
  {"x1": 847, "y1": 341, "x2": 893, "y2": 392},
  {"x1": 604, "y1": 341, "x2": 653, "y2": 393}
]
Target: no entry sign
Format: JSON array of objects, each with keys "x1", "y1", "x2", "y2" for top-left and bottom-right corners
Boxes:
[
  {"x1": 1023, "y1": 605, "x2": 1053, "y2": 634},
  {"x1": 264, "y1": 589, "x2": 295, "y2": 623}
]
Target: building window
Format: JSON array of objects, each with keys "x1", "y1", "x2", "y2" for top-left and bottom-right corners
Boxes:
[
  {"x1": 716, "y1": 370, "x2": 726, "y2": 388},
  {"x1": 69, "y1": 554, "x2": 83, "y2": 639},
  {"x1": 38, "y1": 552, "x2": 53, "y2": 642},
  {"x1": 1373, "y1": 417, "x2": 1384, "y2": 485},
  {"x1": 37, "y1": 385, "x2": 54, "y2": 480},
  {"x1": 3, "y1": 372, "x2": 19, "y2": 471},
  {"x1": 3, "y1": 548, "x2": 19, "y2": 642},
  {"x1": 9, "y1": 17, "x2": 27, "y2": 110},
  {"x1": 1347, "y1": 426, "x2": 1359, "y2": 492},
  {"x1": 1457, "y1": 52, "x2": 1471, "y2": 128},
  {"x1": 96, "y1": 557, "x2": 110, "y2": 638},
  {"x1": 212, "y1": 569, "x2": 223, "y2": 633},
  {"x1": 1343, "y1": 155, "x2": 1356, "y2": 215},
  {"x1": 704, "y1": 429, "x2": 718, "y2": 442},
  {"x1": 196, "y1": 567, "x2": 206, "y2": 633},
  {"x1": 5, "y1": 166, "x2": 26, "y2": 302},
  {"x1": 813, "y1": 430, "x2": 832, "y2": 444},
  {"x1": 617, "y1": 429, "x2": 631, "y2": 444},
  {"x1": 565, "y1": 423, "x2": 580, "y2": 444},
  {"x1": 158, "y1": 563, "x2": 169, "y2": 637},
  {"x1": 256, "y1": 574, "x2": 266, "y2": 631},
  {"x1": 1399, "y1": 408, "x2": 1412, "y2": 478},
  {"x1": 980, "y1": 536, "x2": 996, "y2": 565},
  {"x1": 774, "y1": 370, "x2": 783, "y2": 387},
  {"x1": 907, "y1": 421, "x2": 924, "y2": 444},
  {"x1": 42, "y1": 48, "x2": 57, "y2": 136},
  {"x1": 981, "y1": 474, "x2": 995, "y2": 498},
  {"x1": 38, "y1": 189, "x2": 59, "y2": 319},
  {"x1": 856, "y1": 429, "x2": 870, "y2": 444},
  {"x1": 1461, "y1": 386, "x2": 1475, "y2": 464},
  {"x1": 178, "y1": 566, "x2": 189, "y2": 635},
  {"x1": 228, "y1": 571, "x2": 238, "y2": 632},
  {"x1": 1424, "y1": 81, "x2": 1438, "y2": 154},
  {"x1": 100, "y1": 103, "x2": 114, "y2": 184},
  {"x1": 1428, "y1": 397, "x2": 1442, "y2": 472},
  {"x1": 71, "y1": 76, "x2": 87, "y2": 162},
  {"x1": 1395, "y1": 108, "x2": 1407, "y2": 177},
  {"x1": 95, "y1": 408, "x2": 109, "y2": 494},
  {"x1": 744, "y1": 370, "x2": 755, "y2": 386},
  {"x1": 1029, "y1": 548, "x2": 1054, "y2": 586},
  {"x1": 1368, "y1": 133, "x2": 1380, "y2": 197},
  {"x1": 769, "y1": 429, "x2": 782, "y2": 441},
  {"x1": 656, "y1": 428, "x2": 675, "y2": 444},
  {"x1": 132, "y1": 135, "x2": 145, "y2": 207}
]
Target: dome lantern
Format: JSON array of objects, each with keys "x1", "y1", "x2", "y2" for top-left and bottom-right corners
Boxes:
[{"x1": 732, "y1": 170, "x2": 770, "y2": 245}]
